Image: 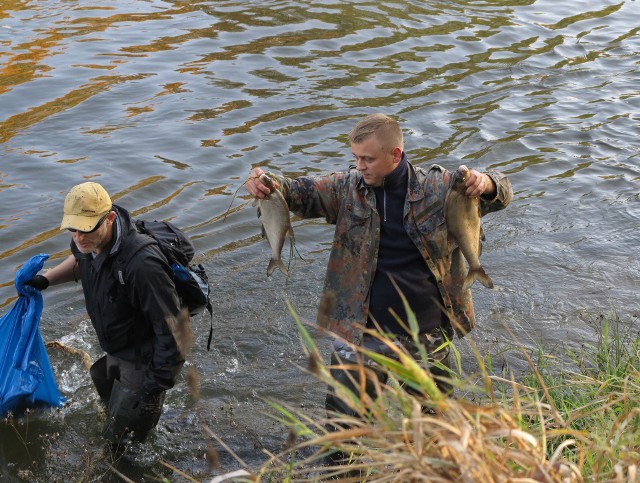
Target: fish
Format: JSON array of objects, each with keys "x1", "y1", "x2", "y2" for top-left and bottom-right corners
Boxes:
[
  {"x1": 45, "y1": 341, "x2": 92, "y2": 370},
  {"x1": 253, "y1": 173, "x2": 294, "y2": 276},
  {"x1": 444, "y1": 165, "x2": 493, "y2": 291}
]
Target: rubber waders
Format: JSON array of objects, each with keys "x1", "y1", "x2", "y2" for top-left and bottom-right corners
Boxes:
[
  {"x1": 104, "y1": 379, "x2": 165, "y2": 445},
  {"x1": 89, "y1": 356, "x2": 114, "y2": 406}
]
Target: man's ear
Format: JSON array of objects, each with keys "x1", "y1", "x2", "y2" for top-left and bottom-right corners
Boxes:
[{"x1": 392, "y1": 146, "x2": 402, "y2": 163}]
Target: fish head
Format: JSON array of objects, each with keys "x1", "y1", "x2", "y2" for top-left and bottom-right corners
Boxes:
[
  {"x1": 452, "y1": 165, "x2": 471, "y2": 192},
  {"x1": 259, "y1": 173, "x2": 277, "y2": 199},
  {"x1": 259, "y1": 173, "x2": 276, "y2": 191}
]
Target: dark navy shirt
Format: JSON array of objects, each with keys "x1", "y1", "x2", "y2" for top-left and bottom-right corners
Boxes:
[{"x1": 367, "y1": 153, "x2": 445, "y2": 335}]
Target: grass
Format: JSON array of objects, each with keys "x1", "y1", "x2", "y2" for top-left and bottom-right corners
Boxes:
[
  {"x1": 514, "y1": 313, "x2": 640, "y2": 478},
  {"x1": 246, "y1": 308, "x2": 640, "y2": 482}
]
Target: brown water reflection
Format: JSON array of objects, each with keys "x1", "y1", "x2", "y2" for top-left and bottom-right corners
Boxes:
[{"x1": 0, "y1": 0, "x2": 639, "y2": 479}]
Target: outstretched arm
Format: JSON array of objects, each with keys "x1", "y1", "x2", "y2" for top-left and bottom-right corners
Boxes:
[
  {"x1": 245, "y1": 166, "x2": 345, "y2": 222},
  {"x1": 25, "y1": 254, "x2": 78, "y2": 290},
  {"x1": 44, "y1": 254, "x2": 79, "y2": 285}
]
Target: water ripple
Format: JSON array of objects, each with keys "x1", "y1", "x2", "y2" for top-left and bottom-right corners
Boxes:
[{"x1": 1, "y1": 0, "x2": 639, "y2": 475}]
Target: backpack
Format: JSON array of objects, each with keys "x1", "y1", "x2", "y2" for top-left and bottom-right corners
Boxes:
[{"x1": 114, "y1": 219, "x2": 213, "y2": 351}]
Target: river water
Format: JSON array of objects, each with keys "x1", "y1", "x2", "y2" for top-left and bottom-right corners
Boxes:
[{"x1": 0, "y1": 0, "x2": 638, "y2": 480}]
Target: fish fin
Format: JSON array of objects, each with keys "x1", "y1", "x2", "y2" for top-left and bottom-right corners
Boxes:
[
  {"x1": 278, "y1": 259, "x2": 289, "y2": 276},
  {"x1": 463, "y1": 267, "x2": 493, "y2": 291},
  {"x1": 252, "y1": 199, "x2": 259, "y2": 208},
  {"x1": 267, "y1": 258, "x2": 289, "y2": 277},
  {"x1": 267, "y1": 259, "x2": 276, "y2": 276}
]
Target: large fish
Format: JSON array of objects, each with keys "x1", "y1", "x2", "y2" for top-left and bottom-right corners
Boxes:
[
  {"x1": 253, "y1": 174, "x2": 294, "y2": 276},
  {"x1": 444, "y1": 165, "x2": 493, "y2": 291}
]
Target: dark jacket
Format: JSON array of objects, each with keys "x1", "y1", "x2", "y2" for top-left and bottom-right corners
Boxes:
[{"x1": 71, "y1": 204, "x2": 184, "y2": 393}]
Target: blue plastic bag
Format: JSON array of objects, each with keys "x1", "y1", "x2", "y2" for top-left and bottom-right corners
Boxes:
[{"x1": 0, "y1": 254, "x2": 65, "y2": 416}]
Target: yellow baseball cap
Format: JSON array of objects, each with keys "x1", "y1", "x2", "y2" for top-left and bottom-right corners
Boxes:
[{"x1": 60, "y1": 182, "x2": 112, "y2": 232}]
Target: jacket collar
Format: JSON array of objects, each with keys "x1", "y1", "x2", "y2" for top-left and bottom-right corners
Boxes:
[
  {"x1": 380, "y1": 152, "x2": 408, "y2": 190},
  {"x1": 355, "y1": 153, "x2": 424, "y2": 202},
  {"x1": 406, "y1": 161, "x2": 425, "y2": 202}
]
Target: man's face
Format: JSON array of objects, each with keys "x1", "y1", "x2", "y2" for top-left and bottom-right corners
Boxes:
[
  {"x1": 69, "y1": 212, "x2": 113, "y2": 254},
  {"x1": 351, "y1": 135, "x2": 401, "y2": 187}
]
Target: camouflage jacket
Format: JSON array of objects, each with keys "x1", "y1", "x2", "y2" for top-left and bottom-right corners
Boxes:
[{"x1": 273, "y1": 160, "x2": 512, "y2": 344}]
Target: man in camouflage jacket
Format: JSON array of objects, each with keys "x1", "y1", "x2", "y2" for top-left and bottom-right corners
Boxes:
[{"x1": 246, "y1": 113, "x2": 512, "y2": 423}]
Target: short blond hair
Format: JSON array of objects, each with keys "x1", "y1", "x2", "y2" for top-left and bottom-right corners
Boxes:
[{"x1": 348, "y1": 113, "x2": 403, "y2": 152}]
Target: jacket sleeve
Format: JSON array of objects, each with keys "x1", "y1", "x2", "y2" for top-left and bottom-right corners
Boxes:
[
  {"x1": 127, "y1": 247, "x2": 185, "y2": 393},
  {"x1": 270, "y1": 172, "x2": 347, "y2": 224},
  {"x1": 479, "y1": 169, "x2": 513, "y2": 216}
]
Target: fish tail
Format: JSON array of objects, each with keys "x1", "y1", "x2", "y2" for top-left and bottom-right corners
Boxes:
[
  {"x1": 463, "y1": 267, "x2": 493, "y2": 291},
  {"x1": 267, "y1": 258, "x2": 289, "y2": 277}
]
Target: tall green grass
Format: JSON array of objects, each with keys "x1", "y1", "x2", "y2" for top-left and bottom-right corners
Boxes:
[
  {"x1": 250, "y1": 309, "x2": 640, "y2": 482},
  {"x1": 514, "y1": 313, "x2": 640, "y2": 479}
]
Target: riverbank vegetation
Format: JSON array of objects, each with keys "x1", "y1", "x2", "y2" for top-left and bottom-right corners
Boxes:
[
  {"x1": 243, "y1": 308, "x2": 640, "y2": 482},
  {"x1": 6, "y1": 307, "x2": 637, "y2": 481}
]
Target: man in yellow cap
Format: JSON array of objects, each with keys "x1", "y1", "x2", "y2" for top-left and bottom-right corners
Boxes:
[{"x1": 25, "y1": 182, "x2": 186, "y2": 448}]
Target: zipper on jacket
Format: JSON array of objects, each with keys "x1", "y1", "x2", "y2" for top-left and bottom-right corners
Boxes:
[{"x1": 382, "y1": 178, "x2": 387, "y2": 222}]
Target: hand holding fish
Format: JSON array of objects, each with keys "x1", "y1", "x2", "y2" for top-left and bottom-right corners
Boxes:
[
  {"x1": 246, "y1": 167, "x2": 276, "y2": 199},
  {"x1": 444, "y1": 165, "x2": 494, "y2": 291},
  {"x1": 463, "y1": 169, "x2": 495, "y2": 199},
  {"x1": 245, "y1": 168, "x2": 294, "y2": 276}
]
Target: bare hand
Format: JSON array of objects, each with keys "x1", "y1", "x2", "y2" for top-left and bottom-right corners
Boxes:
[
  {"x1": 245, "y1": 168, "x2": 272, "y2": 199},
  {"x1": 465, "y1": 170, "x2": 495, "y2": 198}
]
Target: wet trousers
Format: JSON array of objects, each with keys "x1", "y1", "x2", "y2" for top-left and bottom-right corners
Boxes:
[{"x1": 90, "y1": 354, "x2": 165, "y2": 445}]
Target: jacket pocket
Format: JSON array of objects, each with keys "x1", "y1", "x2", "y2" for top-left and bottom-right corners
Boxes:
[
  {"x1": 414, "y1": 204, "x2": 448, "y2": 261},
  {"x1": 334, "y1": 200, "x2": 371, "y2": 257},
  {"x1": 415, "y1": 205, "x2": 444, "y2": 235}
]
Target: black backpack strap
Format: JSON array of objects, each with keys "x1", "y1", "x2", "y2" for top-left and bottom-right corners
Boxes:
[
  {"x1": 114, "y1": 233, "x2": 157, "y2": 286},
  {"x1": 206, "y1": 299, "x2": 213, "y2": 351}
]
